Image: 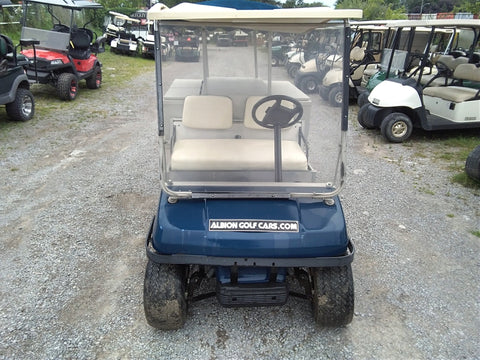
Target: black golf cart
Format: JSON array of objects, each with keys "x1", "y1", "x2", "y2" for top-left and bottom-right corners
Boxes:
[{"x1": 0, "y1": 33, "x2": 37, "y2": 121}]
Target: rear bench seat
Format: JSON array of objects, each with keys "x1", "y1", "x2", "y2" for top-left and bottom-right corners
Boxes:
[
  {"x1": 422, "y1": 64, "x2": 480, "y2": 102},
  {"x1": 170, "y1": 95, "x2": 308, "y2": 171},
  {"x1": 420, "y1": 55, "x2": 468, "y2": 87}
]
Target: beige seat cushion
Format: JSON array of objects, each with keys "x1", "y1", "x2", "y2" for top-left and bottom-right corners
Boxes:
[
  {"x1": 171, "y1": 139, "x2": 307, "y2": 171},
  {"x1": 182, "y1": 95, "x2": 233, "y2": 129},
  {"x1": 423, "y1": 64, "x2": 480, "y2": 102},
  {"x1": 423, "y1": 86, "x2": 479, "y2": 102}
]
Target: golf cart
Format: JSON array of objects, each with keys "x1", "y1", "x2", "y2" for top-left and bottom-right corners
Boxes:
[
  {"x1": 0, "y1": 33, "x2": 38, "y2": 121},
  {"x1": 285, "y1": 34, "x2": 321, "y2": 79},
  {"x1": 293, "y1": 27, "x2": 345, "y2": 94},
  {"x1": 143, "y1": 1, "x2": 362, "y2": 330},
  {"x1": 19, "y1": 0, "x2": 106, "y2": 101},
  {"x1": 232, "y1": 30, "x2": 249, "y2": 46},
  {"x1": 358, "y1": 20, "x2": 480, "y2": 143},
  {"x1": 174, "y1": 31, "x2": 200, "y2": 62},
  {"x1": 317, "y1": 23, "x2": 389, "y2": 104},
  {"x1": 216, "y1": 32, "x2": 233, "y2": 46},
  {"x1": 108, "y1": 12, "x2": 141, "y2": 56},
  {"x1": 139, "y1": 21, "x2": 172, "y2": 59},
  {"x1": 357, "y1": 22, "x2": 455, "y2": 107},
  {"x1": 271, "y1": 42, "x2": 294, "y2": 67}
]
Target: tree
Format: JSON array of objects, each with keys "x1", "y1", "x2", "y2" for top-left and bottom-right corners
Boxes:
[
  {"x1": 336, "y1": 0, "x2": 407, "y2": 20},
  {"x1": 454, "y1": 0, "x2": 480, "y2": 14}
]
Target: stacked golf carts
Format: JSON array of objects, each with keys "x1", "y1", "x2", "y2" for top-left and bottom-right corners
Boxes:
[
  {"x1": 358, "y1": 19, "x2": 480, "y2": 143},
  {"x1": 143, "y1": 1, "x2": 362, "y2": 330}
]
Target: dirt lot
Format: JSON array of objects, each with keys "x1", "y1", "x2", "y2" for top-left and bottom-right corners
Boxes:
[{"x1": 1, "y1": 65, "x2": 479, "y2": 359}]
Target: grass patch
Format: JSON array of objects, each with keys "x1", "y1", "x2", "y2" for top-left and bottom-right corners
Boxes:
[
  {"x1": 425, "y1": 135, "x2": 480, "y2": 190},
  {"x1": 471, "y1": 230, "x2": 480, "y2": 238},
  {"x1": 1, "y1": 48, "x2": 154, "y2": 137},
  {"x1": 100, "y1": 48, "x2": 154, "y2": 87}
]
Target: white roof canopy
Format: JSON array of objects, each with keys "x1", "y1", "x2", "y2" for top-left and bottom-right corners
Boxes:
[{"x1": 147, "y1": 2, "x2": 362, "y2": 33}]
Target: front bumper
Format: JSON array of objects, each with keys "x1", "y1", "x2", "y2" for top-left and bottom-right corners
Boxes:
[{"x1": 146, "y1": 216, "x2": 355, "y2": 268}]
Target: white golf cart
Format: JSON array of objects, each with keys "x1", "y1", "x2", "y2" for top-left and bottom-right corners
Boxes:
[
  {"x1": 144, "y1": 0, "x2": 362, "y2": 330},
  {"x1": 298, "y1": 22, "x2": 388, "y2": 96},
  {"x1": 107, "y1": 11, "x2": 141, "y2": 55},
  {"x1": 359, "y1": 19, "x2": 480, "y2": 142}
]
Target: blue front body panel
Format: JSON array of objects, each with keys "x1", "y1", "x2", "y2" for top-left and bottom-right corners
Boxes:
[{"x1": 152, "y1": 193, "x2": 349, "y2": 259}]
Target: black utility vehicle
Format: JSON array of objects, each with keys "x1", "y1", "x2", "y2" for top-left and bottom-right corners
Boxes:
[{"x1": 0, "y1": 34, "x2": 37, "y2": 121}]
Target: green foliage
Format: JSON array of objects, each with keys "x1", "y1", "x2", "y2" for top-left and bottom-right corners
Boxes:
[
  {"x1": 453, "y1": 0, "x2": 480, "y2": 15},
  {"x1": 336, "y1": 0, "x2": 407, "y2": 20}
]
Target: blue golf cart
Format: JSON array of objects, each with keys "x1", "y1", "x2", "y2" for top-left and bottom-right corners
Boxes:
[{"x1": 144, "y1": 0, "x2": 362, "y2": 330}]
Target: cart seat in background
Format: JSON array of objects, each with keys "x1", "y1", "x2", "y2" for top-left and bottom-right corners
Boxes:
[
  {"x1": 422, "y1": 63, "x2": 480, "y2": 102},
  {"x1": 69, "y1": 28, "x2": 92, "y2": 60}
]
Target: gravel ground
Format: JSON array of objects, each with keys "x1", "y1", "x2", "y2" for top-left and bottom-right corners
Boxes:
[{"x1": 1, "y1": 66, "x2": 479, "y2": 360}]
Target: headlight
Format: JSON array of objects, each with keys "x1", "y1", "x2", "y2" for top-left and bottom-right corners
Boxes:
[{"x1": 51, "y1": 59, "x2": 63, "y2": 65}]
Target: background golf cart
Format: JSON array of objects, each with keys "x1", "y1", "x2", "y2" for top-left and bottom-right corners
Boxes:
[
  {"x1": 357, "y1": 22, "x2": 457, "y2": 107},
  {"x1": 144, "y1": 1, "x2": 362, "y2": 330},
  {"x1": 293, "y1": 27, "x2": 342, "y2": 94},
  {"x1": 174, "y1": 31, "x2": 200, "y2": 62},
  {"x1": 358, "y1": 19, "x2": 480, "y2": 143},
  {"x1": 107, "y1": 11, "x2": 141, "y2": 56},
  {"x1": 318, "y1": 22, "x2": 389, "y2": 106},
  {"x1": 0, "y1": 33, "x2": 37, "y2": 121},
  {"x1": 19, "y1": 0, "x2": 106, "y2": 101}
]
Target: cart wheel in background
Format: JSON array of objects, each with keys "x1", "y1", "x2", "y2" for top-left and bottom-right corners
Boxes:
[
  {"x1": 357, "y1": 103, "x2": 375, "y2": 129},
  {"x1": 57, "y1": 73, "x2": 78, "y2": 101},
  {"x1": 465, "y1": 145, "x2": 480, "y2": 182},
  {"x1": 380, "y1": 112, "x2": 413, "y2": 143},
  {"x1": 357, "y1": 91, "x2": 369, "y2": 107},
  {"x1": 6, "y1": 88, "x2": 35, "y2": 121},
  {"x1": 328, "y1": 85, "x2": 343, "y2": 107},
  {"x1": 86, "y1": 66, "x2": 102, "y2": 89}
]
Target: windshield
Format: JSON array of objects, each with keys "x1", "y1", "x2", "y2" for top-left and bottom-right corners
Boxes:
[
  {"x1": 23, "y1": 2, "x2": 90, "y2": 29},
  {"x1": 22, "y1": 1, "x2": 96, "y2": 50},
  {"x1": 157, "y1": 21, "x2": 348, "y2": 199}
]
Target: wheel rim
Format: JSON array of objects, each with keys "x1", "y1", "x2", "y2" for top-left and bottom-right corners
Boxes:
[
  {"x1": 392, "y1": 121, "x2": 408, "y2": 138},
  {"x1": 70, "y1": 80, "x2": 77, "y2": 98},
  {"x1": 21, "y1": 95, "x2": 33, "y2": 117},
  {"x1": 95, "y1": 72, "x2": 101, "y2": 87},
  {"x1": 306, "y1": 79, "x2": 317, "y2": 92},
  {"x1": 334, "y1": 91, "x2": 342, "y2": 104}
]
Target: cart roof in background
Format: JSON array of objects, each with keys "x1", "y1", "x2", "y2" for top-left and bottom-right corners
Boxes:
[
  {"x1": 0, "y1": 0, "x2": 12, "y2": 6},
  {"x1": 385, "y1": 19, "x2": 480, "y2": 28},
  {"x1": 147, "y1": 2, "x2": 362, "y2": 33},
  {"x1": 199, "y1": 0, "x2": 279, "y2": 10},
  {"x1": 109, "y1": 11, "x2": 141, "y2": 23}
]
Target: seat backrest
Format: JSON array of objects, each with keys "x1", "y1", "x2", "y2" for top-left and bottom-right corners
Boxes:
[
  {"x1": 182, "y1": 95, "x2": 233, "y2": 129},
  {"x1": 350, "y1": 46, "x2": 365, "y2": 62},
  {"x1": 453, "y1": 63, "x2": 480, "y2": 82},
  {"x1": 244, "y1": 96, "x2": 269, "y2": 130},
  {"x1": 71, "y1": 29, "x2": 91, "y2": 49},
  {"x1": 434, "y1": 54, "x2": 455, "y2": 69},
  {"x1": 451, "y1": 56, "x2": 468, "y2": 70}
]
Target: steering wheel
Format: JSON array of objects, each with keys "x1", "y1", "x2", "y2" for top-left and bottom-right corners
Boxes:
[
  {"x1": 251, "y1": 95, "x2": 303, "y2": 182},
  {"x1": 251, "y1": 95, "x2": 303, "y2": 130}
]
